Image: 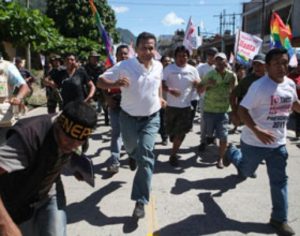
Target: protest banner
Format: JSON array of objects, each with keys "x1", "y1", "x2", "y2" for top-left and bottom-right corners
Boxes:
[{"x1": 234, "y1": 30, "x2": 262, "y2": 65}]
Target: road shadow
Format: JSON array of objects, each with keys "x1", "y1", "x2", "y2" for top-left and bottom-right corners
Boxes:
[
  {"x1": 90, "y1": 130, "x2": 111, "y2": 143},
  {"x1": 171, "y1": 174, "x2": 243, "y2": 197},
  {"x1": 92, "y1": 152, "x2": 130, "y2": 179},
  {"x1": 66, "y1": 181, "x2": 141, "y2": 233},
  {"x1": 154, "y1": 192, "x2": 275, "y2": 236},
  {"x1": 154, "y1": 145, "x2": 199, "y2": 157},
  {"x1": 197, "y1": 145, "x2": 221, "y2": 165},
  {"x1": 88, "y1": 146, "x2": 110, "y2": 159},
  {"x1": 154, "y1": 145, "x2": 218, "y2": 175},
  {"x1": 66, "y1": 181, "x2": 131, "y2": 224}
]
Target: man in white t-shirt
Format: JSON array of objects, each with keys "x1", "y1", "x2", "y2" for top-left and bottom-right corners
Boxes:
[
  {"x1": 196, "y1": 47, "x2": 218, "y2": 151},
  {"x1": 224, "y1": 48, "x2": 300, "y2": 236},
  {"x1": 196, "y1": 47, "x2": 217, "y2": 79},
  {"x1": 98, "y1": 32, "x2": 166, "y2": 219},
  {"x1": 163, "y1": 46, "x2": 200, "y2": 166}
]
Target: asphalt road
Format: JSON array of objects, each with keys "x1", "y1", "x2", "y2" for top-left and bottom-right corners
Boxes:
[{"x1": 1, "y1": 107, "x2": 299, "y2": 236}]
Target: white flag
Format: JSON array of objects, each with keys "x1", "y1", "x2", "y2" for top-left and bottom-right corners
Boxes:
[
  {"x1": 183, "y1": 17, "x2": 201, "y2": 53},
  {"x1": 289, "y1": 53, "x2": 298, "y2": 67}
]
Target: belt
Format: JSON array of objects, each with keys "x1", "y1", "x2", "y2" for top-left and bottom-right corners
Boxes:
[{"x1": 121, "y1": 109, "x2": 157, "y2": 121}]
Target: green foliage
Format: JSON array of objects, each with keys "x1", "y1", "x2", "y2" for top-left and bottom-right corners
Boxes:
[
  {"x1": 0, "y1": 0, "x2": 119, "y2": 59},
  {"x1": 46, "y1": 36, "x2": 102, "y2": 61},
  {"x1": 0, "y1": 2, "x2": 61, "y2": 52},
  {"x1": 46, "y1": 0, "x2": 119, "y2": 43}
]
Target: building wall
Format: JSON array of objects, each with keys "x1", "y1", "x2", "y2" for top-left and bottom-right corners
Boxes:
[
  {"x1": 242, "y1": 0, "x2": 300, "y2": 48},
  {"x1": 243, "y1": 0, "x2": 293, "y2": 36},
  {"x1": 292, "y1": 0, "x2": 300, "y2": 38}
]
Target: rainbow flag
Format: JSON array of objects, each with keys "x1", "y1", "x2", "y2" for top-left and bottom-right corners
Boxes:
[
  {"x1": 270, "y1": 12, "x2": 294, "y2": 59},
  {"x1": 236, "y1": 52, "x2": 250, "y2": 66},
  {"x1": 89, "y1": 0, "x2": 114, "y2": 68}
]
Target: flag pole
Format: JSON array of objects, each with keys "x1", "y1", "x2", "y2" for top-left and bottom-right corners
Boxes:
[{"x1": 286, "y1": 0, "x2": 294, "y2": 24}]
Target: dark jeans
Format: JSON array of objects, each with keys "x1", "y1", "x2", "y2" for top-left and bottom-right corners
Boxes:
[
  {"x1": 190, "y1": 100, "x2": 198, "y2": 128},
  {"x1": 294, "y1": 111, "x2": 300, "y2": 136},
  {"x1": 159, "y1": 108, "x2": 167, "y2": 141}
]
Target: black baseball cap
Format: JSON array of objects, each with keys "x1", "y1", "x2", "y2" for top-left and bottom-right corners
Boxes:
[{"x1": 253, "y1": 53, "x2": 266, "y2": 64}]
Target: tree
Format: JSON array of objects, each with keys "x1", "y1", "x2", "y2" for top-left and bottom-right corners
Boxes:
[
  {"x1": 47, "y1": 36, "x2": 101, "y2": 61},
  {"x1": 46, "y1": 0, "x2": 119, "y2": 43},
  {"x1": 0, "y1": 2, "x2": 61, "y2": 53}
]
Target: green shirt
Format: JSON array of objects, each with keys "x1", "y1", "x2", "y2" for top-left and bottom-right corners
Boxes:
[{"x1": 202, "y1": 69, "x2": 237, "y2": 113}]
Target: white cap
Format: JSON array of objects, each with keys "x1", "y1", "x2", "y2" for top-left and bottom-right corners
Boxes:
[{"x1": 214, "y1": 52, "x2": 227, "y2": 60}]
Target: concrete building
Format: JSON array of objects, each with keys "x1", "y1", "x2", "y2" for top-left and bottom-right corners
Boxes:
[
  {"x1": 157, "y1": 30, "x2": 185, "y2": 57},
  {"x1": 242, "y1": 0, "x2": 300, "y2": 50},
  {"x1": 197, "y1": 0, "x2": 300, "y2": 60}
]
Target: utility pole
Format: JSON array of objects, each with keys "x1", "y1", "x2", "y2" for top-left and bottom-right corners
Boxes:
[
  {"x1": 214, "y1": 11, "x2": 241, "y2": 52},
  {"x1": 219, "y1": 11, "x2": 223, "y2": 35},
  {"x1": 232, "y1": 13, "x2": 236, "y2": 35},
  {"x1": 261, "y1": 0, "x2": 266, "y2": 45},
  {"x1": 222, "y1": 9, "x2": 226, "y2": 35},
  {"x1": 26, "y1": 0, "x2": 31, "y2": 70}
]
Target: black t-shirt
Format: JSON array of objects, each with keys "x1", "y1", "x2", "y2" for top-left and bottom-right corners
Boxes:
[
  {"x1": 60, "y1": 67, "x2": 91, "y2": 107},
  {"x1": 84, "y1": 63, "x2": 105, "y2": 85},
  {"x1": 49, "y1": 66, "x2": 67, "y2": 88},
  {"x1": 233, "y1": 73, "x2": 261, "y2": 103},
  {"x1": 18, "y1": 68, "x2": 31, "y2": 80}
]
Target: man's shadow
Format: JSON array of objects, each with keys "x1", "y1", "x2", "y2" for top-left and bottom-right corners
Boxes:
[
  {"x1": 171, "y1": 174, "x2": 243, "y2": 197},
  {"x1": 66, "y1": 181, "x2": 139, "y2": 233},
  {"x1": 154, "y1": 192, "x2": 275, "y2": 235},
  {"x1": 154, "y1": 146, "x2": 215, "y2": 175},
  {"x1": 90, "y1": 130, "x2": 111, "y2": 143}
]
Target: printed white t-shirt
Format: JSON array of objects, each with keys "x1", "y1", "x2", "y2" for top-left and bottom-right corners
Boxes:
[
  {"x1": 196, "y1": 63, "x2": 215, "y2": 79},
  {"x1": 163, "y1": 63, "x2": 200, "y2": 108},
  {"x1": 101, "y1": 57, "x2": 163, "y2": 116},
  {"x1": 240, "y1": 75, "x2": 298, "y2": 148}
]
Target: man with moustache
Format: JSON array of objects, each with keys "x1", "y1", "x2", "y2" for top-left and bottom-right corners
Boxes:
[{"x1": 98, "y1": 32, "x2": 166, "y2": 219}]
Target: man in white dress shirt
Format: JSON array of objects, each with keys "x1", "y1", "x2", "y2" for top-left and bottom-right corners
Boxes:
[{"x1": 98, "y1": 32, "x2": 166, "y2": 219}]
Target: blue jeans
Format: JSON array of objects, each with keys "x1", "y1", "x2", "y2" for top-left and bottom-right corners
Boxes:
[
  {"x1": 203, "y1": 112, "x2": 228, "y2": 141},
  {"x1": 227, "y1": 141, "x2": 289, "y2": 222},
  {"x1": 108, "y1": 107, "x2": 122, "y2": 165},
  {"x1": 19, "y1": 195, "x2": 67, "y2": 236},
  {"x1": 119, "y1": 110, "x2": 160, "y2": 204}
]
